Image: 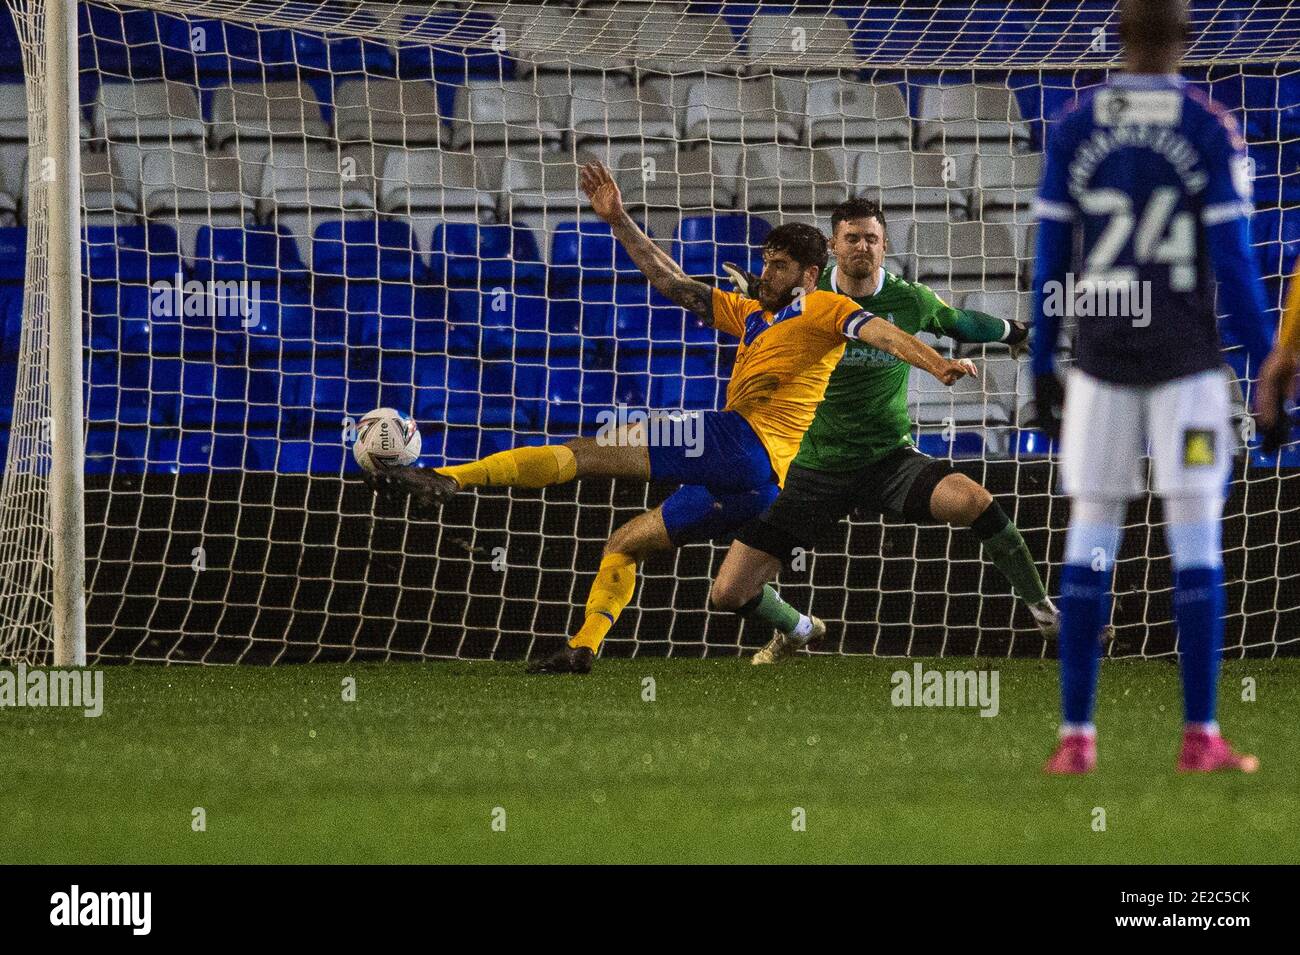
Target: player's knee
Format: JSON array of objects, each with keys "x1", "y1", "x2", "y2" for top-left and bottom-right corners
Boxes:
[
  {"x1": 604, "y1": 523, "x2": 653, "y2": 562},
  {"x1": 709, "y1": 573, "x2": 751, "y2": 612}
]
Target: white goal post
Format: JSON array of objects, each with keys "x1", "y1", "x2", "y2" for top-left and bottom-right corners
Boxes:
[{"x1": 0, "y1": 0, "x2": 1297, "y2": 665}]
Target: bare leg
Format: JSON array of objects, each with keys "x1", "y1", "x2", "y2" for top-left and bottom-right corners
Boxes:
[{"x1": 710, "y1": 540, "x2": 784, "y2": 611}]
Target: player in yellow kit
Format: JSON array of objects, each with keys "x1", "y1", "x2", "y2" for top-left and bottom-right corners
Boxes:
[
  {"x1": 367, "y1": 161, "x2": 975, "y2": 672},
  {"x1": 1256, "y1": 257, "x2": 1300, "y2": 453}
]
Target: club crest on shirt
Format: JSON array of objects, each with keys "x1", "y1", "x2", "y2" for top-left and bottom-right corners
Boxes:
[{"x1": 1183, "y1": 429, "x2": 1216, "y2": 467}]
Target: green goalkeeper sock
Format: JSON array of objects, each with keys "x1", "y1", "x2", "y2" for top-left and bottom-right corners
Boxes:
[
  {"x1": 737, "y1": 584, "x2": 803, "y2": 635},
  {"x1": 972, "y1": 502, "x2": 1049, "y2": 605}
]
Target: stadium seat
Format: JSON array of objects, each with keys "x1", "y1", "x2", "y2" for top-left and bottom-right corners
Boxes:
[
  {"x1": 803, "y1": 78, "x2": 911, "y2": 149},
  {"x1": 569, "y1": 75, "x2": 677, "y2": 148},
  {"x1": 254, "y1": 144, "x2": 376, "y2": 238},
  {"x1": 92, "y1": 80, "x2": 205, "y2": 146},
  {"x1": 971, "y1": 152, "x2": 1043, "y2": 221},
  {"x1": 82, "y1": 224, "x2": 182, "y2": 355},
  {"x1": 334, "y1": 78, "x2": 442, "y2": 147},
  {"x1": 210, "y1": 80, "x2": 332, "y2": 149},
  {"x1": 79, "y1": 4, "x2": 166, "y2": 81},
  {"x1": 80, "y1": 148, "x2": 140, "y2": 223},
  {"x1": 630, "y1": 9, "x2": 742, "y2": 75},
  {"x1": 648, "y1": 374, "x2": 725, "y2": 412},
  {"x1": 378, "y1": 149, "x2": 494, "y2": 250},
  {"x1": 856, "y1": 151, "x2": 971, "y2": 254},
  {"x1": 289, "y1": 29, "x2": 396, "y2": 81},
  {"x1": 500, "y1": 156, "x2": 590, "y2": 232},
  {"x1": 393, "y1": 5, "x2": 513, "y2": 82},
  {"x1": 744, "y1": 12, "x2": 859, "y2": 72},
  {"x1": 193, "y1": 224, "x2": 309, "y2": 286},
  {"x1": 909, "y1": 221, "x2": 1019, "y2": 292},
  {"x1": 914, "y1": 83, "x2": 1033, "y2": 153},
  {"x1": 732, "y1": 143, "x2": 846, "y2": 220},
  {"x1": 915, "y1": 431, "x2": 987, "y2": 459},
  {"x1": 141, "y1": 151, "x2": 254, "y2": 256},
  {"x1": 428, "y1": 222, "x2": 545, "y2": 292},
  {"x1": 597, "y1": 146, "x2": 737, "y2": 238},
  {"x1": 155, "y1": 18, "x2": 293, "y2": 84},
  {"x1": 311, "y1": 219, "x2": 438, "y2": 350},
  {"x1": 673, "y1": 213, "x2": 770, "y2": 279},
  {"x1": 447, "y1": 80, "x2": 566, "y2": 154},
  {"x1": 682, "y1": 75, "x2": 801, "y2": 144}
]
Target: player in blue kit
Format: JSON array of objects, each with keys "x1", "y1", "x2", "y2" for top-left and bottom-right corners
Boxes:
[{"x1": 1031, "y1": 0, "x2": 1273, "y2": 774}]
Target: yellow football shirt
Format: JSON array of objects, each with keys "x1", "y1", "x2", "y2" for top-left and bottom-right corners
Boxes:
[
  {"x1": 1281, "y1": 257, "x2": 1300, "y2": 354},
  {"x1": 711, "y1": 287, "x2": 866, "y2": 484}
]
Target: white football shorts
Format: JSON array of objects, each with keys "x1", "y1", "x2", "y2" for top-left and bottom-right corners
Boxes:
[{"x1": 1060, "y1": 367, "x2": 1236, "y2": 500}]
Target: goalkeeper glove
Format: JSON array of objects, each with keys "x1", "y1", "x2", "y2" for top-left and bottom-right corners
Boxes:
[
  {"x1": 721, "y1": 261, "x2": 761, "y2": 299},
  {"x1": 1032, "y1": 373, "x2": 1065, "y2": 442},
  {"x1": 1260, "y1": 399, "x2": 1295, "y2": 455},
  {"x1": 1004, "y1": 320, "x2": 1030, "y2": 359}
]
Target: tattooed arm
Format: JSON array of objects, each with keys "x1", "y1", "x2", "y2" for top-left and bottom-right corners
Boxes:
[{"x1": 579, "y1": 161, "x2": 715, "y2": 327}]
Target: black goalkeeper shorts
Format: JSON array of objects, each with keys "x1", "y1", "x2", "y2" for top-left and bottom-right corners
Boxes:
[{"x1": 734, "y1": 446, "x2": 957, "y2": 562}]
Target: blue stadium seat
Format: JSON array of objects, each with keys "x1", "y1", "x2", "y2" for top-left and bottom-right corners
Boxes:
[
  {"x1": 1250, "y1": 206, "x2": 1300, "y2": 283},
  {"x1": 290, "y1": 30, "x2": 396, "y2": 81},
  {"x1": 80, "y1": 4, "x2": 165, "y2": 81},
  {"x1": 429, "y1": 222, "x2": 545, "y2": 292},
  {"x1": 446, "y1": 287, "x2": 548, "y2": 359},
  {"x1": 193, "y1": 224, "x2": 308, "y2": 286},
  {"x1": 0, "y1": 227, "x2": 26, "y2": 284},
  {"x1": 673, "y1": 214, "x2": 770, "y2": 279},
  {"x1": 0, "y1": 11, "x2": 22, "y2": 75},
  {"x1": 156, "y1": 17, "x2": 288, "y2": 83},
  {"x1": 1247, "y1": 145, "x2": 1300, "y2": 209},
  {"x1": 435, "y1": 426, "x2": 518, "y2": 465},
  {"x1": 82, "y1": 224, "x2": 181, "y2": 355},
  {"x1": 1013, "y1": 429, "x2": 1058, "y2": 458},
  {"x1": 313, "y1": 219, "x2": 427, "y2": 284},
  {"x1": 915, "y1": 431, "x2": 985, "y2": 459},
  {"x1": 394, "y1": 8, "x2": 513, "y2": 86},
  {"x1": 312, "y1": 219, "x2": 439, "y2": 349},
  {"x1": 1250, "y1": 443, "x2": 1300, "y2": 469}
]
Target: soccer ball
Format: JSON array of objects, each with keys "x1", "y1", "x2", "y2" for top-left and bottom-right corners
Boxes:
[{"x1": 353, "y1": 408, "x2": 422, "y2": 472}]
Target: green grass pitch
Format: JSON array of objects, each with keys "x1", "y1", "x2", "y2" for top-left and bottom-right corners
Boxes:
[{"x1": 3, "y1": 658, "x2": 1297, "y2": 863}]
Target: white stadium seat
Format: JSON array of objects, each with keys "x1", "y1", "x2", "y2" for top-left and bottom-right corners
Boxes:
[
  {"x1": 210, "y1": 81, "x2": 332, "y2": 149},
  {"x1": 682, "y1": 74, "x2": 801, "y2": 144},
  {"x1": 334, "y1": 78, "x2": 442, "y2": 148},
  {"x1": 914, "y1": 83, "x2": 1032, "y2": 153}
]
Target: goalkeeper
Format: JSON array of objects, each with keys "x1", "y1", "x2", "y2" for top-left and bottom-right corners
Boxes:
[
  {"x1": 368, "y1": 164, "x2": 975, "y2": 673},
  {"x1": 709, "y1": 197, "x2": 1059, "y2": 663}
]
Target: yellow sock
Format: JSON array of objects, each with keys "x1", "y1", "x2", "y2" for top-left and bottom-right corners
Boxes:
[
  {"x1": 570, "y1": 553, "x2": 637, "y2": 653},
  {"x1": 436, "y1": 445, "x2": 576, "y2": 490}
]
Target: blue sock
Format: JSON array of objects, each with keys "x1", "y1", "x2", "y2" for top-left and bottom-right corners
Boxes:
[
  {"x1": 1058, "y1": 563, "x2": 1111, "y2": 726},
  {"x1": 1174, "y1": 565, "x2": 1225, "y2": 725}
]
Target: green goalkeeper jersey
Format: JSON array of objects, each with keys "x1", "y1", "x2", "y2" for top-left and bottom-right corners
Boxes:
[{"x1": 793, "y1": 265, "x2": 1006, "y2": 473}]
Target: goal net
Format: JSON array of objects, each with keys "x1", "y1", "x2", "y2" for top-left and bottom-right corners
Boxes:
[{"x1": 0, "y1": 0, "x2": 1297, "y2": 664}]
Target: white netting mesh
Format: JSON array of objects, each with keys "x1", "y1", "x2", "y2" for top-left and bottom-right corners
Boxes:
[{"x1": 0, "y1": 0, "x2": 1297, "y2": 664}]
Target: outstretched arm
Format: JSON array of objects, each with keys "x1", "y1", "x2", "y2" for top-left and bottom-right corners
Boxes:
[
  {"x1": 579, "y1": 161, "x2": 715, "y2": 326},
  {"x1": 854, "y1": 315, "x2": 978, "y2": 385}
]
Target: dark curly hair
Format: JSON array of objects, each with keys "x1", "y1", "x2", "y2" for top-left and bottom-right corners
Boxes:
[{"x1": 762, "y1": 223, "x2": 828, "y2": 272}]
